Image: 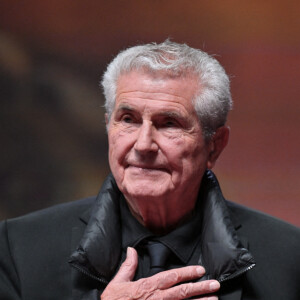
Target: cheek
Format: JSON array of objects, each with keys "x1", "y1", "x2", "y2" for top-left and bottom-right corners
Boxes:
[
  {"x1": 160, "y1": 137, "x2": 192, "y2": 173},
  {"x1": 182, "y1": 144, "x2": 209, "y2": 178},
  {"x1": 108, "y1": 129, "x2": 136, "y2": 176},
  {"x1": 166, "y1": 137, "x2": 207, "y2": 173},
  {"x1": 164, "y1": 135, "x2": 196, "y2": 160},
  {"x1": 108, "y1": 131, "x2": 126, "y2": 173},
  {"x1": 109, "y1": 129, "x2": 133, "y2": 158}
]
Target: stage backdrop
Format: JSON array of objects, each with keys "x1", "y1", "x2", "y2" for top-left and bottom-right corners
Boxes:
[{"x1": 0, "y1": 1, "x2": 299, "y2": 226}]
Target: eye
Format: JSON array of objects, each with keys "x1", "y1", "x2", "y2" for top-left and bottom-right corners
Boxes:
[
  {"x1": 121, "y1": 114, "x2": 134, "y2": 123},
  {"x1": 162, "y1": 119, "x2": 179, "y2": 128}
]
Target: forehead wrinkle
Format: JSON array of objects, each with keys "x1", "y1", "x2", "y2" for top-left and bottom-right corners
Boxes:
[
  {"x1": 116, "y1": 96, "x2": 194, "y2": 114},
  {"x1": 116, "y1": 100, "x2": 192, "y2": 118},
  {"x1": 117, "y1": 90, "x2": 194, "y2": 104}
]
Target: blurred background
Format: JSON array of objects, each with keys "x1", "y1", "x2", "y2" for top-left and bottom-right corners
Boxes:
[{"x1": 0, "y1": 1, "x2": 299, "y2": 226}]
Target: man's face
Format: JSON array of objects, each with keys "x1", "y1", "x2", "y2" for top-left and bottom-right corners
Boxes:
[{"x1": 107, "y1": 70, "x2": 212, "y2": 215}]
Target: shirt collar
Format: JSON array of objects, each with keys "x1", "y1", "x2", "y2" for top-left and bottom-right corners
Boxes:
[
  {"x1": 120, "y1": 194, "x2": 202, "y2": 264},
  {"x1": 120, "y1": 195, "x2": 152, "y2": 248}
]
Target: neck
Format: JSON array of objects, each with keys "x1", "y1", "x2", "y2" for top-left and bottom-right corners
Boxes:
[{"x1": 126, "y1": 195, "x2": 197, "y2": 235}]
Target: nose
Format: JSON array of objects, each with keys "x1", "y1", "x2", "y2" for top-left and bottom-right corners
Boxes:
[{"x1": 134, "y1": 121, "x2": 158, "y2": 154}]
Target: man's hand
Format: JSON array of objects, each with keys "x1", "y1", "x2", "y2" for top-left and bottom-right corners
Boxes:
[{"x1": 101, "y1": 247, "x2": 220, "y2": 300}]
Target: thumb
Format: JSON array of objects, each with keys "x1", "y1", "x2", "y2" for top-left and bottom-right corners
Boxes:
[{"x1": 111, "y1": 247, "x2": 138, "y2": 283}]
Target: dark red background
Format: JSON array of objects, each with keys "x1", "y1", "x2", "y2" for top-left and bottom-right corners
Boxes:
[{"x1": 0, "y1": 1, "x2": 299, "y2": 226}]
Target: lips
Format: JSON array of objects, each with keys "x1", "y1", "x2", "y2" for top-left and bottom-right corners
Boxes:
[{"x1": 126, "y1": 163, "x2": 170, "y2": 174}]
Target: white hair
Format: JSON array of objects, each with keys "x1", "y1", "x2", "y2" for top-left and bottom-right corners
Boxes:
[{"x1": 101, "y1": 40, "x2": 232, "y2": 139}]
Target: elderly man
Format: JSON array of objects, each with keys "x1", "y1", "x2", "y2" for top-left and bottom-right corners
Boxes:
[{"x1": 0, "y1": 41, "x2": 299, "y2": 300}]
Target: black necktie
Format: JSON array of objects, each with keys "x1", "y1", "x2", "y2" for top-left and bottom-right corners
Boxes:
[{"x1": 145, "y1": 240, "x2": 171, "y2": 276}]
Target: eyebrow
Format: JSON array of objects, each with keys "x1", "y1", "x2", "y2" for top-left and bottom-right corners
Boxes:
[
  {"x1": 157, "y1": 111, "x2": 184, "y2": 119},
  {"x1": 116, "y1": 104, "x2": 135, "y2": 112},
  {"x1": 115, "y1": 104, "x2": 186, "y2": 121}
]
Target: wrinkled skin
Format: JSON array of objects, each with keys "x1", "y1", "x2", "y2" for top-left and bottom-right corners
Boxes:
[
  {"x1": 103, "y1": 70, "x2": 228, "y2": 299},
  {"x1": 101, "y1": 248, "x2": 220, "y2": 300},
  {"x1": 107, "y1": 70, "x2": 229, "y2": 233}
]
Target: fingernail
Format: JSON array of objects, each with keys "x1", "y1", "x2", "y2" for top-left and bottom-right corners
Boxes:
[
  {"x1": 196, "y1": 266, "x2": 205, "y2": 275},
  {"x1": 127, "y1": 247, "x2": 132, "y2": 256},
  {"x1": 209, "y1": 281, "x2": 220, "y2": 291}
]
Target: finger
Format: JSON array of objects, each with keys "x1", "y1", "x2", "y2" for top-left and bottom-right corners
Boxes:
[
  {"x1": 193, "y1": 296, "x2": 218, "y2": 300},
  {"x1": 161, "y1": 279, "x2": 220, "y2": 300},
  {"x1": 111, "y1": 247, "x2": 138, "y2": 283},
  {"x1": 150, "y1": 265, "x2": 206, "y2": 289}
]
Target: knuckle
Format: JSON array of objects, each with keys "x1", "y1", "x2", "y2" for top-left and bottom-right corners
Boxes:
[
  {"x1": 140, "y1": 279, "x2": 154, "y2": 290},
  {"x1": 120, "y1": 257, "x2": 133, "y2": 270},
  {"x1": 165, "y1": 270, "x2": 179, "y2": 282},
  {"x1": 122, "y1": 260, "x2": 132, "y2": 268},
  {"x1": 133, "y1": 279, "x2": 155, "y2": 299},
  {"x1": 180, "y1": 282, "x2": 193, "y2": 297}
]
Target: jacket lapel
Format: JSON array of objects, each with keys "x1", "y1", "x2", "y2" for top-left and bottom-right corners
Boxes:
[
  {"x1": 198, "y1": 172, "x2": 255, "y2": 283},
  {"x1": 69, "y1": 172, "x2": 254, "y2": 300},
  {"x1": 218, "y1": 236, "x2": 250, "y2": 300},
  {"x1": 69, "y1": 175, "x2": 122, "y2": 282},
  {"x1": 70, "y1": 211, "x2": 100, "y2": 300}
]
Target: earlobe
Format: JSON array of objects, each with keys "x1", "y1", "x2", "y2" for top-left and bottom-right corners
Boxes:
[{"x1": 206, "y1": 126, "x2": 230, "y2": 169}]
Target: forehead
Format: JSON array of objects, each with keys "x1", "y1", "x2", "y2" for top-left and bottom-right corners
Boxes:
[{"x1": 115, "y1": 70, "x2": 199, "y2": 113}]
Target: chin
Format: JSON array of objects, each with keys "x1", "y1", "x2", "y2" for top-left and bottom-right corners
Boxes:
[
  {"x1": 117, "y1": 170, "x2": 176, "y2": 201},
  {"x1": 123, "y1": 182, "x2": 170, "y2": 200},
  {"x1": 127, "y1": 186, "x2": 167, "y2": 198}
]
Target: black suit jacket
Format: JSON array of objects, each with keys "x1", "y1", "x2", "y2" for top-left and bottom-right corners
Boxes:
[{"x1": 0, "y1": 196, "x2": 299, "y2": 300}]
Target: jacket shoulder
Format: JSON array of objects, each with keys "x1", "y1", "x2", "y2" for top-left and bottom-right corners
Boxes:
[
  {"x1": 226, "y1": 200, "x2": 300, "y2": 265},
  {"x1": 1, "y1": 196, "x2": 97, "y2": 261},
  {"x1": 0, "y1": 197, "x2": 96, "y2": 299},
  {"x1": 226, "y1": 200, "x2": 299, "y2": 234},
  {"x1": 226, "y1": 201, "x2": 300, "y2": 299},
  {"x1": 6, "y1": 196, "x2": 96, "y2": 226}
]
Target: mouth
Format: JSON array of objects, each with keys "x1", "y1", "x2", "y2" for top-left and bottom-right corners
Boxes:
[{"x1": 126, "y1": 164, "x2": 170, "y2": 174}]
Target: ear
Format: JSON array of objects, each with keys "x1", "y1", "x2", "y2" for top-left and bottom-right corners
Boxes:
[{"x1": 206, "y1": 126, "x2": 230, "y2": 169}]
